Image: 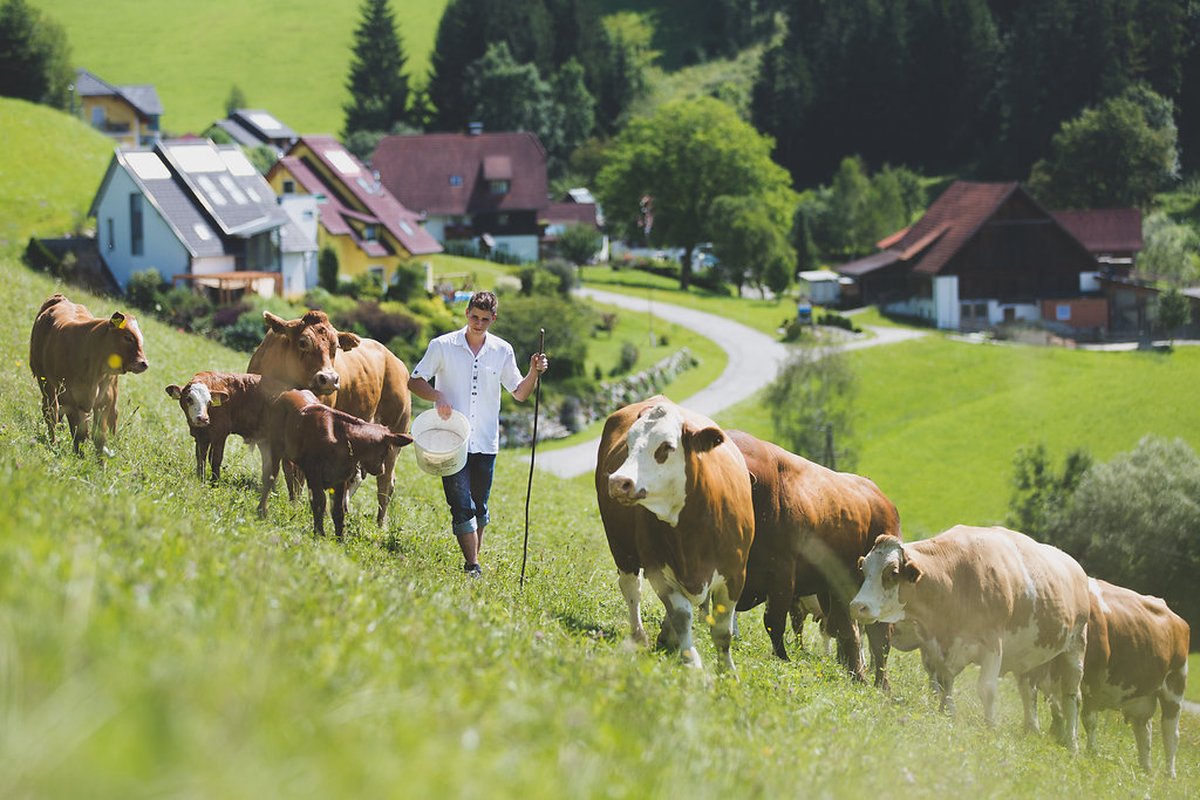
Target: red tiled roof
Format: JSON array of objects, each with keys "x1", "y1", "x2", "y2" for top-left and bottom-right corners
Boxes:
[
  {"x1": 890, "y1": 181, "x2": 1021, "y2": 275},
  {"x1": 1050, "y1": 209, "x2": 1143, "y2": 254},
  {"x1": 372, "y1": 132, "x2": 549, "y2": 216}
]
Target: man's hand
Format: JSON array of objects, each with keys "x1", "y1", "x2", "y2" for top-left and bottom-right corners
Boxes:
[
  {"x1": 434, "y1": 390, "x2": 452, "y2": 419},
  {"x1": 530, "y1": 352, "x2": 549, "y2": 375}
]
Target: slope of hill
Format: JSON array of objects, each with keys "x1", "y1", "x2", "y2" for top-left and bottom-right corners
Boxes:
[
  {"x1": 0, "y1": 97, "x2": 114, "y2": 251},
  {"x1": 31, "y1": 0, "x2": 450, "y2": 135}
]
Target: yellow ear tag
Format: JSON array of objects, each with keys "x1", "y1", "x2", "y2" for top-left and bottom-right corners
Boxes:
[
  {"x1": 116, "y1": 318, "x2": 126, "y2": 329},
  {"x1": 107, "y1": 354, "x2": 123, "y2": 370},
  {"x1": 211, "y1": 396, "x2": 223, "y2": 407}
]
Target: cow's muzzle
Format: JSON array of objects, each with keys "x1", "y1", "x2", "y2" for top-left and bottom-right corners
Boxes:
[
  {"x1": 129, "y1": 358, "x2": 149, "y2": 374},
  {"x1": 608, "y1": 474, "x2": 647, "y2": 504},
  {"x1": 849, "y1": 599, "x2": 875, "y2": 623},
  {"x1": 312, "y1": 369, "x2": 339, "y2": 394}
]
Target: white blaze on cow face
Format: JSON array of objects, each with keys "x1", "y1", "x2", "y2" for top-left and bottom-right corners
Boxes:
[
  {"x1": 166, "y1": 382, "x2": 229, "y2": 428},
  {"x1": 607, "y1": 403, "x2": 689, "y2": 526},
  {"x1": 850, "y1": 537, "x2": 911, "y2": 624}
]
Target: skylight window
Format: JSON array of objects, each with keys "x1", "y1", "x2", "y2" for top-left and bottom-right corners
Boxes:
[
  {"x1": 398, "y1": 220, "x2": 413, "y2": 235},
  {"x1": 449, "y1": 175, "x2": 463, "y2": 187},
  {"x1": 245, "y1": 186, "x2": 262, "y2": 202},
  {"x1": 219, "y1": 175, "x2": 248, "y2": 204},
  {"x1": 219, "y1": 148, "x2": 257, "y2": 177},
  {"x1": 169, "y1": 144, "x2": 225, "y2": 173},
  {"x1": 193, "y1": 223, "x2": 213, "y2": 241},
  {"x1": 247, "y1": 112, "x2": 282, "y2": 130},
  {"x1": 196, "y1": 175, "x2": 227, "y2": 205}
]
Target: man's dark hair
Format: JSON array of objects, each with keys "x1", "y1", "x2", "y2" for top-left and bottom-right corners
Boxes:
[{"x1": 468, "y1": 291, "x2": 499, "y2": 315}]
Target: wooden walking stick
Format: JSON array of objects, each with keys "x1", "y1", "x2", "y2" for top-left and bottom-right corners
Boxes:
[{"x1": 520, "y1": 328, "x2": 545, "y2": 590}]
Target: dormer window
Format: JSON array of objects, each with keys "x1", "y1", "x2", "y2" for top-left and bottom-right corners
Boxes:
[
  {"x1": 449, "y1": 175, "x2": 463, "y2": 187},
  {"x1": 363, "y1": 224, "x2": 377, "y2": 241},
  {"x1": 490, "y1": 179, "x2": 510, "y2": 195},
  {"x1": 282, "y1": 180, "x2": 296, "y2": 194}
]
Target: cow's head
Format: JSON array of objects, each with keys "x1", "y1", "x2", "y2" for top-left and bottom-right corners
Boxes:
[
  {"x1": 606, "y1": 402, "x2": 726, "y2": 526},
  {"x1": 357, "y1": 431, "x2": 415, "y2": 476},
  {"x1": 105, "y1": 312, "x2": 149, "y2": 374},
  {"x1": 166, "y1": 380, "x2": 228, "y2": 428},
  {"x1": 849, "y1": 535, "x2": 921, "y2": 624},
  {"x1": 262, "y1": 310, "x2": 360, "y2": 395}
]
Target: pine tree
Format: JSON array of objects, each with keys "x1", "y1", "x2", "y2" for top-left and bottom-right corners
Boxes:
[{"x1": 342, "y1": 0, "x2": 411, "y2": 137}]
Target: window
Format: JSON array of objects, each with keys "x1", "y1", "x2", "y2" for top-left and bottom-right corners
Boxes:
[
  {"x1": 449, "y1": 174, "x2": 463, "y2": 187},
  {"x1": 497, "y1": 214, "x2": 509, "y2": 227},
  {"x1": 282, "y1": 179, "x2": 296, "y2": 194},
  {"x1": 91, "y1": 105, "x2": 105, "y2": 128},
  {"x1": 490, "y1": 179, "x2": 510, "y2": 195},
  {"x1": 130, "y1": 194, "x2": 144, "y2": 256},
  {"x1": 363, "y1": 224, "x2": 377, "y2": 241},
  {"x1": 106, "y1": 218, "x2": 114, "y2": 251},
  {"x1": 1056, "y1": 304, "x2": 1071, "y2": 321}
]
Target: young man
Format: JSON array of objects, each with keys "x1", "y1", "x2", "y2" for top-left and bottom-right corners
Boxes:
[{"x1": 408, "y1": 291, "x2": 548, "y2": 578}]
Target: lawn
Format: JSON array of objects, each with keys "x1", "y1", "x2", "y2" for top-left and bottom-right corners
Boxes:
[
  {"x1": 718, "y1": 333, "x2": 1200, "y2": 539},
  {"x1": 32, "y1": 0, "x2": 450, "y2": 136},
  {"x1": 2, "y1": 257, "x2": 1197, "y2": 797}
]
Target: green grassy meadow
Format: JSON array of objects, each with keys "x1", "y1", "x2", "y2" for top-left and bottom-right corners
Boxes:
[
  {"x1": 4, "y1": 256, "x2": 1198, "y2": 797},
  {"x1": 0, "y1": 97, "x2": 115, "y2": 251},
  {"x1": 33, "y1": 0, "x2": 450, "y2": 135}
]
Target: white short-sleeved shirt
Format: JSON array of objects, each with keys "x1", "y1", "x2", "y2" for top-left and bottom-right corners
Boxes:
[{"x1": 410, "y1": 327, "x2": 524, "y2": 454}]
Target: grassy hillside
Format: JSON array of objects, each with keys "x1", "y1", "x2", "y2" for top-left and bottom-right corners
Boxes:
[
  {"x1": 33, "y1": 0, "x2": 450, "y2": 135},
  {"x1": 719, "y1": 334, "x2": 1200, "y2": 539},
  {"x1": 0, "y1": 97, "x2": 114, "y2": 251},
  {"x1": 2, "y1": 258, "x2": 1198, "y2": 796}
]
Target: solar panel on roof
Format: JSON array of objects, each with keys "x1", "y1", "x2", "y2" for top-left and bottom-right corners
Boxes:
[
  {"x1": 125, "y1": 152, "x2": 171, "y2": 181},
  {"x1": 219, "y1": 175, "x2": 248, "y2": 205},
  {"x1": 220, "y1": 148, "x2": 257, "y2": 177},
  {"x1": 169, "y1": 144, "x2": 226, "y2": 173},
  {"x1": 196, "y1": 175, "x2": 227, "y2": 205},
  {"x1": 325, "y1": 149, "x2": 360, "y2": 175},
  {"x1": 247, "y1": 112, "x2": 282, "y2": 130}
]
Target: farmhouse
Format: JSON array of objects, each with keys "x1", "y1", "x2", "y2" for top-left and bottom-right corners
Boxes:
[
  {"x1": 267, "y1": 136, "x2": 442, "y2": 288},
  {"x1": 538, "y1": 188, "x2": 606, "y2": 262},
  {"x1": 834, "y1": 181, "x2": 1144, "y2": 336},
  {"x1": 371, "y1": 129, "x2": 549, "y2": 264},
  {"x1": 90, "y1": 138, "x2": 317, "y2": 297},
  {"x1": 73, "y1": 68, "x2": 163, "y2": 149}
]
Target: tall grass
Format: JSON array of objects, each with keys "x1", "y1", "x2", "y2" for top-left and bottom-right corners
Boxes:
[
  {"x1": 32, "y1": 0, "x2": 450, "y2": 135},
  {"x1": 1, "y1": 258, "x2": 1197, "y2": 796}
]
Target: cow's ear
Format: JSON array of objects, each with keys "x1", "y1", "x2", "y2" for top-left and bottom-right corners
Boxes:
[
  {"x1": 856, "y1": 555, "x2": 865, "y2": 576},
  {"x1": 210, "y1": 391, "x2": 230, "y2": 407},
  {"x1": 263, "y1": 311, "x2": 291, "y2": 333},
  {"x1": 685, "y1": 425, "x2": 725, "y2": 454},
  {"x1": 389, "y1": 432, "x2": 414, "y2": 448},
  {"x1": 338, "y1": 332, "x2": 361, "y2": 351},
  {"x1": 110, "y1": 312, "x2": 127, "y2": 329},
  {"x1": 901, "y1": 555, "x2": 923, "y2": 584},
  {"x1": 165, "y1": 384, "x2": 182, "y2": 399}
]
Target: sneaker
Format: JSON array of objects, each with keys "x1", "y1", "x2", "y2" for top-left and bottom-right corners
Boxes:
[{"x1": 464, "y1": 563, "x2": 483, "y2": 579}]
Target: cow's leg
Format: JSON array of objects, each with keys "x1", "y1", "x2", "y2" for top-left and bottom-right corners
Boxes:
[
  {"x1": 1131, "y1": 711, "x2": 1154, "y2": 772},
  {"x1": 1055, "y1": 648, "x2": 1084, "y2": 753},
  {"x1": 789, "y1": 595, "x2": 807, "y2": 652},
  {"x1": 38, "y1": 382, "x2": 59, "y2": 442},
  {"x1": 824, "y1": 596, "x2": 866, "y2": 682},
  {"x1": 708, "y1": 582, "x2": 737, "y2": 674},
  {"x1": 1017, "y1": 675, "x2": 1042, "y2": 734},
  {"x1": 308, "y1": 481, "x2": 327, "y2": 537},
  {"x1": 647, "y1": 571, "x2": 699, "y2": 668},
  {"x1": 283, "y1": 461, "x2": 303, "y2": 502},
  {"x1": 1082, "y1": 704, "x2": 1098, "y2": 754},
  {"x1": 258, "y1": 443, "x2": 281, "y2": 518},
  {"x1": 194, "y1": 437, "x2": 209, "y2": 480},
  {"x1": 762, "y1": 565, "x2": 794, "y2": 661},
  {"x1": 618, "y1": 571, "x2": 649, "y2": 646},
  {"x1": 375, "y1": 446, "x2": 399, "y2": 526},
  {"x1": 1161, "y1": 665, "x2": 1185, "y2": 778},
  {"x1": 208, "y1": 436, "x2": 226, "y2": 482},
  {"x1": 865, "y1": 621, "x2": 892, "y2": 690},
  {"x1": 976, "y1": 643, "x2": 1003, "y2": 728},
  {"x1": 67, "y1": 407, "x2": 90, "y2": 455},
  {"x1": 331, "y1": 483, "x2": 349, "y2": 541}
]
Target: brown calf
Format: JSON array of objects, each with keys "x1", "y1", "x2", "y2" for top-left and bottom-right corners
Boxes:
[
  {"x1": 165, "y1": 371, "x2": 283, "y2": 482},
  {"x1": 260, "y1": 389, "x2": 412, "y2": 539},
  {"x1": 29, "y1": 294, "x2": 149, "y2": 455}
]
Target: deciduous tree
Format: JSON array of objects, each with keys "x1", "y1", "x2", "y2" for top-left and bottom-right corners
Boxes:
[
  {"x1": 0, "y1": 0, "x2": 72, "y2": 109},
  {"x1": 764, "y1": 345, "x2": 857, "y2": 469}
]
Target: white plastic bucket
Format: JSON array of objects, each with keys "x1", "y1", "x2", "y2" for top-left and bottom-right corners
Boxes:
[{"x1": 411, "y1": 408, "x2": 470, "y2": 476}]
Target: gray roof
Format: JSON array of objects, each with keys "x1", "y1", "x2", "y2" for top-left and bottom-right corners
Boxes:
[
  {"x1": 213, "y1": 118, "x2": 266, "y2": 149},
  {"x1": 75, "y1": 68, "x2": 162, "y2": 117},
  {"x1": 229, "y1": 109, "x2": 297, "y2": 143},
  {"x1": 113, "y1": 150, "x2": 226, "y2": 258}
]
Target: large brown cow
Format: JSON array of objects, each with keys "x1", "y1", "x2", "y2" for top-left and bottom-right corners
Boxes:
[
  {"x1": 851, "y1": 527, "x2": 1090, "y2": 749},
  {"x1": 728, "y1": 430, "x2": 901, "y2": 687},
  {"x1": 260, "y1": 389, "x2": 413, "y2": 539},
  {"x1": 1029, "y1": 578, "x2": 1190, "y2": 776},
  {"x1": 247, "y1": 310, "x2": 411, "y2": 525},
  {"x1": 596, "y1": 396, "x2": 754, "y2": 672},
  {"x1": 29, "y1": 294, "x2": 149, "y2": 455}
]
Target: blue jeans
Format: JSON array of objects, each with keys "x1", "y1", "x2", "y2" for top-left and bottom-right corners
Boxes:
[{"x1": 441, "y1": 452, "x2": 496, "y2": 536}]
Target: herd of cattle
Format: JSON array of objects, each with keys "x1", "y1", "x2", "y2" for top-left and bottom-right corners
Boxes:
[{"x1": 27, "y1": 294, "x2": 1191, "y2": 777}]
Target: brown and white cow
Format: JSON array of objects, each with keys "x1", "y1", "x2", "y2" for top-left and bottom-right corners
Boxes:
[
  {"x1": 596, "y1": 396, "x2": 754, "y2": 672},
  {"x1": 165, "y1": 371, "x2": 287, "y2": 482},
  {"x1": 247, "y1": 310, "x2": 411, "y2": 526},
  {"x1": 850, "y1": 526, "x2": 1090, "y2": 750},
  {"x1": 260, "y1": 389, "x2": 413, "y2": 539},
  {"x1": 29, "y1": 294, "x2": 149, "y2": 455},
  {"x1": 729, "y1": 430, "x2": 901, "y2": 686},
  {"x1": 1036, "y1": 578, "x2": 1189, "y2": 776}
]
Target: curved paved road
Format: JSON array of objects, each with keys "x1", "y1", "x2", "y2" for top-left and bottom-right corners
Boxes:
[{"x1": 534, "y1": 288, "x2": 925, "y2": 479}]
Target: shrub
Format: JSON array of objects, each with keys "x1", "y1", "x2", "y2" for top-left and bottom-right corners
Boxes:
[
  {"x1": 491, "y1": 295, "x2": 595, "y2": 381},
  {"x1": 219, "y1": 310, "x2": 270, "y2": 352},
  {"x1": 127, "y1": 269, "x2": 167, "y2": 310},
  {"x1": 493, "y1": 274, "x2": 523, "y2": 296},
  {"x1": 817, "y1": 311, "x2": 862, "y2": 333},
  {"x1": 334, "y1": 300, "x2": 421, "y2": 343},
  {"x1": 541, "y1": 258, "x2": 580, "y2": 296},
  {"x1": 519, "y1": 266, "x2": 561, "y2": 297},
  {"x1": 158, "y1": 287, "x2": 214, "y2": 331},
  {"x1": 344, "y1": 271, "x2": 384, "y2": 301},
  {"x1": 318, "y1": 246, "x2": 339, "y2": 293},
  {"x1": 387, "y1": 261, "x2": 428, "y2": 303},
  {"x1": 610, "y1": 341, "x2": 639, "y2": 376}
]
